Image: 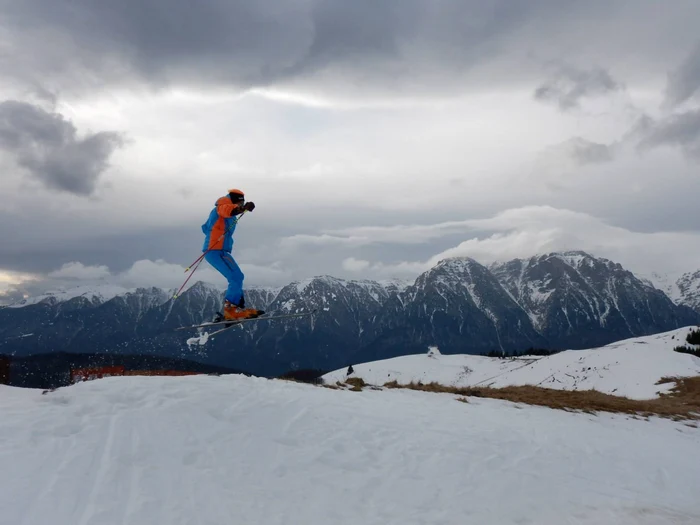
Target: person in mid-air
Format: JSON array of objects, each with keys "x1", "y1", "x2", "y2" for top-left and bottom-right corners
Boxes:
[{"x1": 201, "y1": 188, "x2": 262, "y2": 321}]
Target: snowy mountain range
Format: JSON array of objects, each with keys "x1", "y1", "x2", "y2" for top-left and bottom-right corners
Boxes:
[
  {"x1": 1, "y1": 251, "x2": 699, "y2": 376},
  {"x1": 489, "y1": 252, "x2": 696, "y2": 348},
  {"x1": 5, "y1": 283, "x2": 133, "y2": 308}
]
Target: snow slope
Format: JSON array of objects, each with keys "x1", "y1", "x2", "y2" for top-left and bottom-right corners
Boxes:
[
  {"x1": 1, "y1": 375, "x2": 699, "y2": 525},
  {"x1": 324, "y1": 326, "x2": 700, "y2": 399},
  {"x1": 642, "y1": 271, "x2": 684, "y2": 303}
]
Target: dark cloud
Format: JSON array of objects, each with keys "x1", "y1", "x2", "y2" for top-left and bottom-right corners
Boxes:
[
  {"x1": 0, "y1": 101, "x2": 124, "y2": 195},
  {"x1": 636, "y1": 110, "x2": 700, "y2": 161},
  {"x1": 537, "y1": 137, "x2": 615, "y2": 179},
  {"x1": 534, "y1": 64, "x2": 623, "y2": 111},
  {"x1": 665, "y1": 41, "x2": 700, "y2": 107},
  {"x1": 1, "y1": 1, "x2": 699, "y2": 102},
  {"x1": 566, "y1": 138, "x2": 615, "y2": 165},
  {"x1": 0, "y1": 0, "x2": 602, "y2": 95}
]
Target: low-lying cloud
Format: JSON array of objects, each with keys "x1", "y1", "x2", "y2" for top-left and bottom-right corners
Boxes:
[
  {"x1": 312, "y1": 206, "x2": 700, "y2": 279},
  {"x1": 0, "y1": 258, "x2": 290, "y2": 305}
]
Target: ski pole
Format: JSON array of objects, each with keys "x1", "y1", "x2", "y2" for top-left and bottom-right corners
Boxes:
[{"x1": 173, "y1": 256, "x2": 205, "y2": 299}]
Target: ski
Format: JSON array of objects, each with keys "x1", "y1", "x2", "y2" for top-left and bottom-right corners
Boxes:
[
  {"x1": 198, "y1": 323, "x2": 242, "y2": 339},
  {"x1": 175, "y1": 309, "x2": 318, "y2": 331}
]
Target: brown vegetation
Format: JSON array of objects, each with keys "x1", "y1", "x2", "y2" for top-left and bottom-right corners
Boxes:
[
  {"x1": 344, "y1": 377, "x2": 367, "y2": 391},
  {"x1": 378, "y1": 377, "x2": 700, "y2": 420},
  {"x1": 279, "y1": 365, "x2": 700, "y2": 421}
]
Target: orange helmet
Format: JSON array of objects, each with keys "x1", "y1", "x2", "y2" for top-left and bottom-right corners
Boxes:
[{"x1": 228, "y1": 188, "x2": 244, "y2": 202}]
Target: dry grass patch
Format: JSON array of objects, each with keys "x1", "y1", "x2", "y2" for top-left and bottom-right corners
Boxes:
[
  {"x1": 340, "y1": 377, "x2": 367, "y2": 391},
  {"x1": 655, "y1": 377, "x2": 677, "y2": 385},
  {"x1": 381, "y1": 377, "x2": 700, "y2": 421},
  {"x1": 324, "y1": 377, "x2": 370, "y2": 392}
]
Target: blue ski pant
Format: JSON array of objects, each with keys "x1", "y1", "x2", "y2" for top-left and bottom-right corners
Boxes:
[{"x1": 204, "y1": 250, "x2": 244, "y2": 305}]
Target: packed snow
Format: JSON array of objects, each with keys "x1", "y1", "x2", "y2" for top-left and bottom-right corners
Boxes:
[
  {"x1": 1, "y1": 374, "x2": 699, "y2": 525},
  {"x1": 324, "y1": 326, "x2": 700, "y2": 399}
]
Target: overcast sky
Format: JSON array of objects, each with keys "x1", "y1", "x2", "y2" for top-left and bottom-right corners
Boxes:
[{"x1": 1, "y1": 0, "x2": 700, "y2": 303}]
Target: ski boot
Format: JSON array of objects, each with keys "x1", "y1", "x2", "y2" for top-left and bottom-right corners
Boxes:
[{"x1": 223, "y1": 300, "x2": 264, "y2": 321}]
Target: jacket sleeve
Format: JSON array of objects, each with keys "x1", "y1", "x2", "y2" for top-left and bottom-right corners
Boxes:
[{"x1": 216, "y1": 199, "x2": 242, "y2": 218}]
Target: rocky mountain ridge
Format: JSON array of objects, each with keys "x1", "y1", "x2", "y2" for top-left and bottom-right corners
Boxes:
[{"x1": 1, "y1": 251, "x2": 698, "y2": 376}]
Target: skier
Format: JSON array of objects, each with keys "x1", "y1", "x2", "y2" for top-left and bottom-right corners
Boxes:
[{"x1": 201, "y1": 188, "x2": 263, "y2": 321}]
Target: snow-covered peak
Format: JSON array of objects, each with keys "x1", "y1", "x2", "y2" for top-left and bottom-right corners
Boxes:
[
  {"x1": 434, "y1": 256, "x2": 481, "y2": 271},
  {"x1": 120, "y1": 286, "x2": 174, "y2": 308},
  {"x1": 269, "y1": 274, "x2": 402, "y2": 317},
  {"x1": 424, "y1": 257, "x2": 490, "y2": 288},
  {"x1": 550, "y1": 250, "x2": 595, "y2": 269},
  {"x1": 640, "y1": 270, "x2": 700, "y2": 312},
  {"x1": 291, "y1": 275, "x2": 345, "y2": 294},
  {"x1": 246, "y1": 284, "x2": 285, "y2": 294},
  {"x1": 492, "y1": 251, "x2": 601, "y2": 273},
  {"x1": 639, "y1": 271, "x2": 683, "y2": 300},
  {"x1": 677, "y1": 270, "x2": 700, "y2": 311},
  {"x1": 7, "y1": 284, "x2": 132, "y2": 308},
  {"x1": 489, "y1": 250, "x2": 697, "y2": 339},
  {"x1": 289, "y1": 275, "x2": 406, "y2": 296},
  {"x1": 418, "y1": 258, "x2": 502, "y2": 295},
  {"x1": 7, "y1": 283, "x2": 180, "y2": 310},
  {"x1": 183, "y1": 281, "x2": 224, "y2": 297},
  {"x1": 375, "y1": 278, "x2": 413, "y2": 292}
]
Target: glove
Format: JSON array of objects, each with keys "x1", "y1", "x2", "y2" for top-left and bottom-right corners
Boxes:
[{"x1": 243, "y1": 201, "x2": 256, "y2": 212}]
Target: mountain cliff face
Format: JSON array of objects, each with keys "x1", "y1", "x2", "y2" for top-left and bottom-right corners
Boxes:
[
  {"x1": 644, "y1": 270, "x2": 700, "y2": 314},
  {"x1": 677, "y1": 271, "x2": 700, "y2": 313},
  {"x1": 358, "y1": 258, "x2": 547, "y2": 363},
  {"x1": 1, "y1": 252, "x2": 698, "y2": 376},
  {"x1": 490, "y1": 251, "x2": 699, "y2": 348}
]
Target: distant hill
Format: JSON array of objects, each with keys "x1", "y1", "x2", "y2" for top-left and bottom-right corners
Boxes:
[
  {"x1": 5, "y1": 352, "x2": 246, "y2": 389},
  {"x1": 324, "y1": 326, "x2": 700, "y2": 400}
]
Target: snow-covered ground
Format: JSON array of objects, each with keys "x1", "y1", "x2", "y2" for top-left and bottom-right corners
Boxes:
[
  {"x1": 324, "y1": 326, "x2": 700, "y2": 399},
  {"x1": 1, "y1": 374, "x2": 699, "y2": 525}
]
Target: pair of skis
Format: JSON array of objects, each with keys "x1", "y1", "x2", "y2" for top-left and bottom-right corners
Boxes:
[{"x1": 176, "y1": 309, "x2": 317, "y2": 338}]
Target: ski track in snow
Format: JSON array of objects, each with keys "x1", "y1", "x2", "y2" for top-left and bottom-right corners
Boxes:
[{"x1": 1, "y1": 375, "x2": 699, "y2": 525}]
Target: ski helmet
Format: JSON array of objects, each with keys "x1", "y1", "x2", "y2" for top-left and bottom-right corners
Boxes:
[{"x1": 228, "y1": 188, "x2": 245, "y2": 202}]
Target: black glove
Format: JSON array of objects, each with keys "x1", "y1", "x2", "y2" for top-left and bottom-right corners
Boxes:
[{"x1": 243, "y1": 201, "x2": 255, "y2": 212}]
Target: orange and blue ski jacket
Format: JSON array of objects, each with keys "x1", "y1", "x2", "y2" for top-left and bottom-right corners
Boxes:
[{"x1": 201, "y1": 196, "x2": 243, "y2": 252}]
